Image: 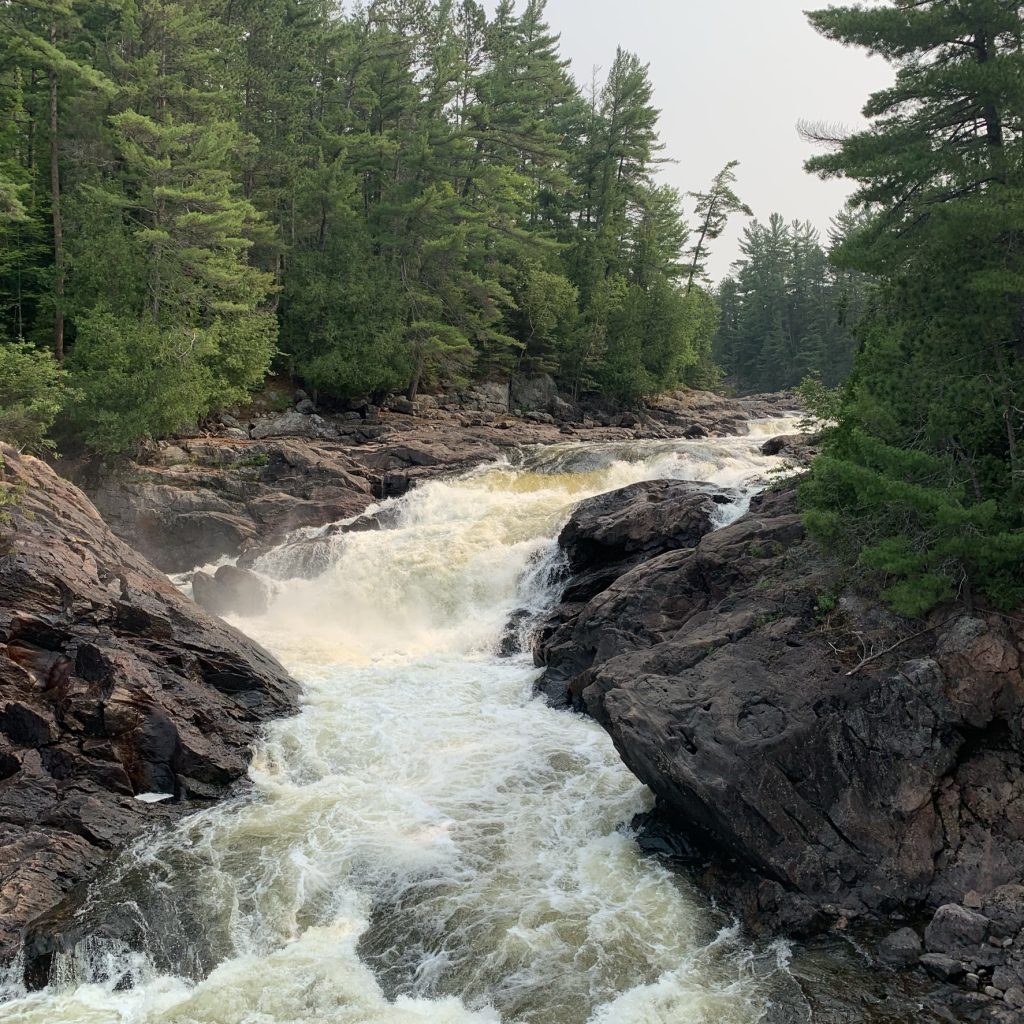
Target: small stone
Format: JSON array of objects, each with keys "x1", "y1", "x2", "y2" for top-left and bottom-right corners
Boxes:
[
  {"x1": 1006, "y1": 988, "x2": 1024, "y2": 1010},
  {"x1": 966, "y1": 973, "x2": 981, "y2": 991},
  {"x1": 920, "y1": 953, "x2": 967, "y2": 981},
  {"x1": 973, "y1": 945, "x2": 1007, "y2": 968},
  {"x1": 965, "y1": 891, "x2": 985, "y2": 910},
  {"x1": 985, "y1": 986, "x2": 1005, "y2": 999},
  {"x1": 994, "y1": 967, "x2": 1021, "y2": 991}
]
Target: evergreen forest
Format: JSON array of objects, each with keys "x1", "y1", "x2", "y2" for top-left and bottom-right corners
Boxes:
[
  {"x1": 0, "y1": 0, "x2": 857, "y2": 455},
  {"x1": 802, "y1": 0, "x2": 1024, "y2": 616},
  {"x1": 713, "y1": 212, "x2": 870, "y2": 393},
  {"x1": 1, "y1": 0, "x2": 1022, "y2": 620}
]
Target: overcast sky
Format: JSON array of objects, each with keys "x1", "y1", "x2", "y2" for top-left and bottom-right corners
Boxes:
[{"x1": 528, "y1": 0, "x2": 894, "y2": 280}]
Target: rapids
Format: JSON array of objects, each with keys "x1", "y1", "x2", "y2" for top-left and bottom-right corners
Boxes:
[{"x1": 1, "y1": 419, "x2": 818, "y2": 1024}]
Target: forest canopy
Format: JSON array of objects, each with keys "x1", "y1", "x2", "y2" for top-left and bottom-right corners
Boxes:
[
  {"x1": 0, "y1": 0, "x2": 851, "y2": 452},
  {"x1": 801, "y1": 0, "x2": 1024, "y2": 616}
]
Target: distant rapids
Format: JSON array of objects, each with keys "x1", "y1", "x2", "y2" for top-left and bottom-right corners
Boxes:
[{"x1": 2, "y1": 419, "x2": 822, "y2": 1024}]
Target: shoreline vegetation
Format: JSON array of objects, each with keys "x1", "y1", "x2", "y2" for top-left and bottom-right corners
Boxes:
[
  {"x1": 2, "y1": 0, "x2": 1018, "y2": 621},
  {"x1": 1, "y1": 0, "x2": 858, "y2": 458}
]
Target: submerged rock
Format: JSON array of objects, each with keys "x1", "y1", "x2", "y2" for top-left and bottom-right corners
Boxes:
[
  {"x1": 191, "y1": 565, "x2": 273, "y2": 618},
  {"x1": 0, "y1": 444, "x2": 298, "y2": 973}
]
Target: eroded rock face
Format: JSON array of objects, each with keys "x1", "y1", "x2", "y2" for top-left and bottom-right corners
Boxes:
[
  {"x1": 534, "y1": 482, "x2": 739, "y2": 702},
  {"x1": 0, "y1": 445, "x2": 298, "y2": 968},
  {"x1": 74, "y1": 438, "x2": 376, "y2": 573},
  {"x1": 533, "y1": 485, "x2": 1024, "y2": 959}
]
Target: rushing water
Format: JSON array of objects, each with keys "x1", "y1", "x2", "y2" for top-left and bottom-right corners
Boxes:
[{"x1": 2, "y1": 420, "x2": 822, "y2": 1024}]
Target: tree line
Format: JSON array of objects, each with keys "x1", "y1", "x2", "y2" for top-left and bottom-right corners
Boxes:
[
  {"x1": 801, "y1": 0, "x2": 1024, "y2": 616},
  {"x1": 713, "y1": 211, "x2": 869, "y2": 394},
  {"x1": 0, "y1": 0, "x2": 769, "y2": 452}
]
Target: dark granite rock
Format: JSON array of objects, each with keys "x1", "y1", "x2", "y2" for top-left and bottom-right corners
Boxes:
[
  {"x1": 920, "y1": 953, "x2": 967, "y2": 982},
  {"x1": 533, "y1": 483, "x2": 1024, "y2": 962},
  {"x1": 0, "y1": 445, "x2": 298, "y2": 973},
  {"x1": 927, "y1": 905, "x2": 991, "y2": 954},
  {"x1": 879, "y1": 927, "x2": 925, "y2": 968}
]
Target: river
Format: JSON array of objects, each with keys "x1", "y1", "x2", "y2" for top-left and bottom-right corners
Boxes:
[{"x1": 2, "y1": 418, "x2": 876, "y2": 1024}]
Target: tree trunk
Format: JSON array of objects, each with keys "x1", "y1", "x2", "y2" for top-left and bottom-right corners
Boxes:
[
  {"x1": 407, "y1": 353, "x2": 425, "y2": 402},
  {"x1": 49, "y1": 26, "x2": 64, "y2": 363},
  {"x1": 685, "y1": 202, "x2": 716, "y2": 296}
]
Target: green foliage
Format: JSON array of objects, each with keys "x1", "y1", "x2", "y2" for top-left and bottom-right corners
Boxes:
[
  {"x1": 0, "y1": 340, "x2": 68, "y2": 450},
  {"x1": 67, "y1": 308, "x2": 275, "y2": 454},
  {"x1": 714, "y1": 214, "x2": 869, "y2": 394},
  {"x1": 0, "y1": 449, "x2": 22, "y2": 528},
  {"x1": 0, "y1": 0, "x2": 749, "y2": 448},
  {"x1": 685, "y1": 161, "x2": 752, "y2": 293},
  {"x1": 815, "y1": 591, "x2": 838, "y2": 619},
  {"x1": 802, "y1": 0, "x2": 1024, "y2": 616},
  {"x1": 797, "y1": 375, "x2": 844, "y2": 428}
]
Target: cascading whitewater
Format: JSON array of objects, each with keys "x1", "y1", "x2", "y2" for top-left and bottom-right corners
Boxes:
[{"x1": 0, "y1": 419, "x2": 805, "y2": 1024}]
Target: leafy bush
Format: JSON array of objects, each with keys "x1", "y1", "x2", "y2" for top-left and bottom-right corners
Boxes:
[{"x1": 0, "y1": 341, "x2": 68, "y2": 451}]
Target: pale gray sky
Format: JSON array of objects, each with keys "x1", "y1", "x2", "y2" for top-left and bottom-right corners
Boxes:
[{"x1": 536, "y1": 0, "x2": 894, "y2": 280}]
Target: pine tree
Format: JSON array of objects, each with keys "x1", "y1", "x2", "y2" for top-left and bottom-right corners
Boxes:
[
  {"x1": 65, "y1": 0, "x2": 276, "y2": 451},
  {"x1": 0, "y1": 0, "x2": 111, "y2": 359},
  {"x1": 803, "y1": 0, "x2": 1024, "y2": 614},
  {"x1": 684, "y1": 160, "x2": 751, "y2": 294}
]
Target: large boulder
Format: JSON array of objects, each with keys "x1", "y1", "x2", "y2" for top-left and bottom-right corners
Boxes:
[
  {"x1": 0, "y1": 445, "x2": 298, "y2": 972},
  {"x1": 509, "y1": 374, "x2": 561, "y2": 413},
  {"x1": 251, "y1": 409, "x2": 331, "y2": 440},
  {"x1": 535, "y1": 486, "x2": 1024, "y2": 951},
  {"x1": 558, "y1": 479, "x2": 738, "y2": 594},
  {"x1": 535, "y1": 482, "x2": 768, "y2": 702}
]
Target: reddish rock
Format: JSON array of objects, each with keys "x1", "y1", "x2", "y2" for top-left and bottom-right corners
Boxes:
[{"x1": 0, "y1": 444, "x2": 297, "y2": 969}]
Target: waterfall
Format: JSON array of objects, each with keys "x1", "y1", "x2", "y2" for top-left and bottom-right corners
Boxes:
[{"x1": 1, "y1": 419, "x2": 807, "y2": 1024}]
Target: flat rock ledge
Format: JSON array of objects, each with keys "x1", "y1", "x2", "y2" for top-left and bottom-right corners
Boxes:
[
  {"x1": 532, "y1": 483, "x2": 1024, "y2": 1024},
  {"x1": 0, "y1": 444, "x2": 299, "y2": 980},
  {"x1": 65, "y1": 387, "x2": 798, "y2": 573}
]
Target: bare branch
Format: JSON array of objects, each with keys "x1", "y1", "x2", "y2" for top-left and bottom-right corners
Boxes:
[{"x1": 797, "y1": 118, "x2": 853, "y2": 148}]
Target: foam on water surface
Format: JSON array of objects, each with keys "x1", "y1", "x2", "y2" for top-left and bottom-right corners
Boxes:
[{"x1": 1, "y1": 420, "x2": 803, "y2": 1024}]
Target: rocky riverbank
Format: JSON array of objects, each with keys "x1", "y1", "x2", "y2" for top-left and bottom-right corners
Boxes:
[
  {"x1": 65, "y1": 382, "x2": 797, "y2": 573},
  {"x1": 0, "y1": 445, "x2": 299, "y2": 982},
  {"x1": 532, "y1": 479, "x2": 1024, "y2": 1023}
]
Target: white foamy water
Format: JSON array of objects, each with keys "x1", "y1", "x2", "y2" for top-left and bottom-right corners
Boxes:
[{"x1": 1, "y1": 419, "x2": 803, "y2": 1024}]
